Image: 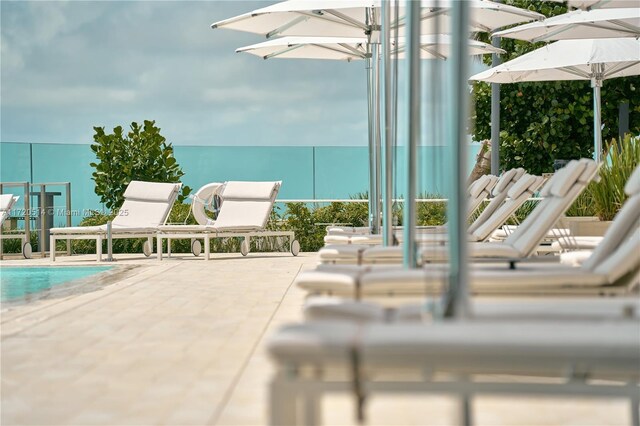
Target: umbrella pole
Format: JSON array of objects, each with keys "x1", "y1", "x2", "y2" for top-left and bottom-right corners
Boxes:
[
  {"x1": 373, "y1": 43, "x2": 382, "y2": 235},
  {"x1": 381, "y1": 0, "x2": 393, "y2": 246},
  {"x1": 592, "y1": 78, "x2": 603, "y2": 163},
  {"x1": 402, "y1": 0, "x2": 421, "y2": 269},
  {"x1": 490, "y1": 28, "x2": 502, "y2": 175},
  {"x1": 444, "y1": 0, "x2": 470, "y2": 319},
  {"x1": 366, "y1": 51, "x2": 377, "y2": 232}
]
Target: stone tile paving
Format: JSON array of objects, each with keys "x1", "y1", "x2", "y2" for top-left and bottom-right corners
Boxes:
[{"x1": 1, "y1": 253, "x2": 631, "y2": 425}]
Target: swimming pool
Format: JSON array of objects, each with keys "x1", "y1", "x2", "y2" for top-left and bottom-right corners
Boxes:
[{"x1": 0, "y1": 266, "x2": 113, "y2": 302}]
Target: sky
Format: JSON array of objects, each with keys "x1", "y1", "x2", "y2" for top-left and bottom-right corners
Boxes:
[
  {"x1": 1, "y1": 1, "x2": 489, "y2": 147},
  {"x1": 1, "y1": 1, "x2": 369, "y2": 146}
]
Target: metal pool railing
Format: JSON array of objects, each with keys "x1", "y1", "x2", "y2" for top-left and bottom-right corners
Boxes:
[{"x1": 0, "y1": 181, "x2": 71, "y2": 258}]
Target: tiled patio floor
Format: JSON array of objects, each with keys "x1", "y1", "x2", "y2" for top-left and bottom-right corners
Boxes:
[{"x1": 0, "y1": 252, "x2": 631, "y2": 425}]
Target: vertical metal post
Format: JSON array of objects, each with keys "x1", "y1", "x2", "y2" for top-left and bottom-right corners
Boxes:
[
  {"x1": 444, "y1": 0, "x2": 471, "y2": 319},
  {"x1": 618, "y1": 102, "x2": 629, "y2": 142},
  {"x1": 490, "y1": 25, "x2": 502, "y2": 175},
  {"x1": 381, "y1": 0, "x2": 393, "y2": 246},
  {"x1": 39, "y1": 184, "x2": 46, "y2": 257},
  {"x1": 402, "y1": 0, "x2": 421, "y2": 269},
  {"x1": 372, "y1": 42, "x2": 382, "y2": 235},
  {"x1": 23, "y1": 182, "x2": 30, "y2": 246},
  {"x1": 66, "y1": 182, "x2": 71, "y2": 255},
  {"x1": 592, "y1": 78, "x2": 603, "y2": 163},
  {"x1": 366, "y1": 48, "x2": 377, "y2": 232}
]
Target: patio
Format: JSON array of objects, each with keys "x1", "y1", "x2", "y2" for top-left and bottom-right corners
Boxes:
[{"x1": 0, "y1": 253, "x2": 630, "y2": 425}]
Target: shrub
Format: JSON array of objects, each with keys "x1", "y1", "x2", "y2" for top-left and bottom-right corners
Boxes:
[
  {"x1": 90, "y1": 120, "x2": 191, "y2": 210},
  {"x1": 587, "y1": 134, "x2": 640, "y2": 221}
]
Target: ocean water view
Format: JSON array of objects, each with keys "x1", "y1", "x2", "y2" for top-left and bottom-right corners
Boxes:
[{"x1": 0, "y1": 141, "x2": 481, "y2": 226}]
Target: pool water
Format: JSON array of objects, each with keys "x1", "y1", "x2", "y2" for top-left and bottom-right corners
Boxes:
[{"x1": 0, "y1": 267, "x2": 113, "y2": 302}]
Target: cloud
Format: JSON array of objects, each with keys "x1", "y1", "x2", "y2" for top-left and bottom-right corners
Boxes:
[{"x1": 0, "y1": 1, "x2": 370, "y2": 146}]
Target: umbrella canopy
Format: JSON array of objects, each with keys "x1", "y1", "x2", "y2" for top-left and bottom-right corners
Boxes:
[
  {"x1": 236, "y1": 35, "x2": 505, "y2": 61},
  {"x1": 470, "y1": 37, "x2": 640, "y2": 162},
  {"x1": 470, "y1": 37, "x2": 640, "y2": 83},
  {"x1": 212, "y1": 0, "x2": 544, "y2": 37},
  {"x1": 493, "y1": 7, "x2": 640, "y2": 42},
  {"x1": 567, "y1": 0, "x2": 639, "y2": 9}
]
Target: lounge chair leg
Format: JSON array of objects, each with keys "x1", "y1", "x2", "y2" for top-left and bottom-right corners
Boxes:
[
  {"x1": 205, "y1": 235, "x2": 210, "y2": 260},
  {"x1": 269, "y1": 377, "x2": 297, "y2": 425},
  {"x1": 96, "y1": 235, "x2": 102, "y2": 262},
  {"x1": 147, "y1": 236, "x2": 153, "y2": 255},
  {"x1": 460, "y1": 394, "x2": 473, "y2": 426},
  {"x1": 303, "y1": 390, "x2": 321, "y2": 426},
  {"x1": 50, "y1": 235, "x2": 56, "y2": 261},
  {"x1": 157, "y1": 236, "x2": 163, "y2": 260}
]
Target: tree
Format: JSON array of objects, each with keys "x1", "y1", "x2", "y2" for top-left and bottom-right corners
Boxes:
[
  {"x1": 90, "y1": 120, "x2": 191, "y2": 209},
  {"x1": 472, "y1": 0, "x2": 640, "y2": 174}
]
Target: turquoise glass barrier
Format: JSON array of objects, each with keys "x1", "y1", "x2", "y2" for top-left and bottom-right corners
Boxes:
[{"x1": 1, "y1": 142, "x2": 481, "y2": 226}]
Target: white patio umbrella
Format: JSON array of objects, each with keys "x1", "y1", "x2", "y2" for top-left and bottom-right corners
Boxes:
[
  {"x1": 470, "y1": 37, "x2": 640, "y2": 162},
  {"x1": 567, "y1": 0, "x2": 639, "y2": 9},
  {"x1": 236, "y1": 35, "x2": 505, "y2": 60},
  {"x1": 213, "y1": 0, "x2": 541, "y2": 239},
  {"x1": 212, "y1": 0, "x2": 544, "y2": 37},
  {"x1": 493, "y1": 8, "x2": 640, "y2": 42}
]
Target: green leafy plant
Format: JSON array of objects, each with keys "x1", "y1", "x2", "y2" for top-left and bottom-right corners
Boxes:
[
  {"x1": 90, "y1": 120, "x2": 191, "y2": 209},
  {"x1": 587, "y1": 134, "x2": 640, "y2": 221}
]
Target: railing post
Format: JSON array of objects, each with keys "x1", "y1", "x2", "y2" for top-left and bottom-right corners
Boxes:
[
  {"x1": 39, "y1": 184, "x2": 46, "y2": 258},
  {"x1": 66, "y1": 182, "x2": 71, "y2": 255}
]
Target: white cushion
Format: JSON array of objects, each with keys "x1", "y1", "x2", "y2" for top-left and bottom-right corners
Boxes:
[
  {"x1": 123, "y1": 181, "x2": 180, "y2": 202},
  {"x1": 469, "y1": 175, "x2": 493, "y2": 198},
  {"x1": 549, "y1": 160, "x2": 586, "y2": 197},
  {"x1": 493, "y1": 169, "x2": 518, "y2": 195},
  {"x1": 593, "y1": 229, "x2": 640, "y2": 284},
  {"x1": 506, "y1": 174, "x2": 537, "y2": 198},
  {"x1": 211, "y1": 181, "x2": 281, "y2": 231},
  {"x1": 222, "y1": 181, "x2": 279, "y2": 201},
  {"x1": 624, "y1": 165, "x2": 640, "y2": 196},
  {"x1": 319, "y1": 245, "x2": 365, "y2": 262},
  {"x1": 582, "y1": 195, "x2": 640, "y2": 272},
  {"x1": 211, "y1": 200, "x2": 272, "y2": 231}
]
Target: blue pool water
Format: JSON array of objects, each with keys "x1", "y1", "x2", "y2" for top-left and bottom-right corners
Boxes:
[{"x1": 0, "y1": 266, "x2": 112, "y2": 302}]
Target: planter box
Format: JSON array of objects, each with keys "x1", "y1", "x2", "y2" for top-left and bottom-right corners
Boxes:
[{"x1": 563, "y1": 216, "x2": 612, "y2": 237}]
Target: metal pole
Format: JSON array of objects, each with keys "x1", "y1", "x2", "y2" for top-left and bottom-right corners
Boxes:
[
  {"x1": 66, "y1": 182, "x2": 71, "y2": 255},
  {"x1": 366, "y1": 47, "x2": 377, "y2": 232},
  {"x1": 443, "y1": 0, "x2": 470, "y2": 319},
  {"x1": 372, "y1": 42, "x2": 382, "y2": 235},
  {"x1": 381, "y1": 0, "x2": 393, "y2": 246},
  {"x1": 39, "y1": 184, "x2": 46, "y2": 257},
  {"x1": 490, "y1": 22, "x2": 502, "y2": 175},
  {"x1": 23, "y1": 182, "x2": 30, "y2": 246},
  {"x1": 592, "y1": 79, "x2": 603, "y2": 163},
  {"x1": 402, "y1": 0, "x2": 421, "y2": 269}
]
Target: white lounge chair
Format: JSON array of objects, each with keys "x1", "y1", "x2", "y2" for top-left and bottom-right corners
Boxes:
[
  {"x1": 295, "y1": 160, "x2": 638, "y2": 298},
  {"x1": 50, "y1": 181, "x2": 181, "y2": 261},
  {"x1": 267, "y1": 317, "x2": 640, "y2": 425},
  {"x1": 156, "y1": 181, "x2": 299, "y2": 260},
  {"x1": 0, "y1": 194, "x2": 32, "y2": 258},
  {"x1": 319, "y1": 158, "x2": 590, "y2": 265},
  {"x1": 324, "y1": 174, "x2": 500, "y2": 245}
]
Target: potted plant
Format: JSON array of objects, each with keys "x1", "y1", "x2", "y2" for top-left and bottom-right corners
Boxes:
[{"x1": 567, "y1": 134, "x2": 639, "y2": 236}]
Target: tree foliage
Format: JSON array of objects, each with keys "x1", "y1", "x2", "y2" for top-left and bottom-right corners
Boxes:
[
  {"x1": 472, "y1": 0, "x2": 640, "y2": 174},
  {"x1": 90, "y1": 120, "x2": 191, "y2": 209}
]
